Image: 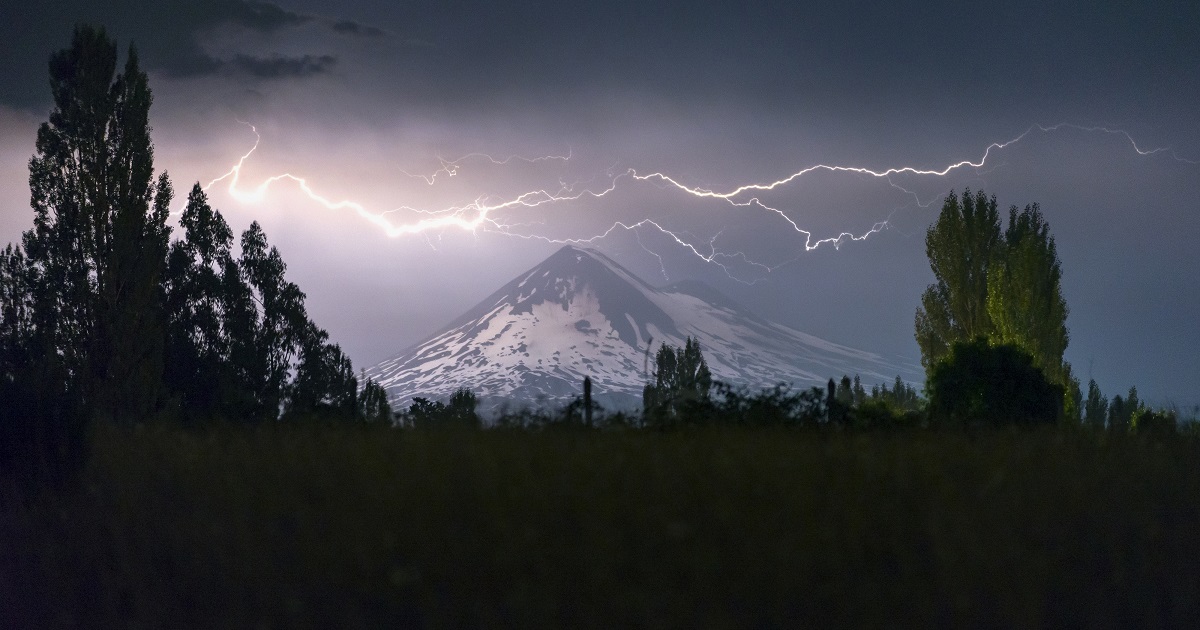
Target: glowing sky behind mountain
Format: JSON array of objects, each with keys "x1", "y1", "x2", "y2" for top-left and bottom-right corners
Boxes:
[{"x1": 1, "y1": 1, "x2": 1197, "y2": 405}]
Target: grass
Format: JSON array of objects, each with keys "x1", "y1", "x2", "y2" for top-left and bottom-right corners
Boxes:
[{"x1": 2, "y1": 423, "x2": 1198, "y2": 628}]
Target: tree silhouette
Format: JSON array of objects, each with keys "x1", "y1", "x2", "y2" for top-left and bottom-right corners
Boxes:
[
  {"x1": 23, "y1": 26, "x2": 172, "y2": 424},
  {"x1": 164, "y1": 187, "x2": 364, "y2": 424},
  {"x1": 1, "y1": 27, "x2": 176, "y2": 489},
  {"x1": 1084, "y1": 379, "x2": 1108, "y2": 429},
  {"x1": 358, "y1": 378, "x2": 393, "y2": 424},
  {"x1": 285, "y1": 323, "x2": 357, "y2": 421},
  {"x1": 1108, "y1": 387, "x2": 1143, "y2": 432},
  {"x1": 163, "y1": 184, "x2": 238, "y2": 421},
  {"x1": 404, "y1": 389, "x2": 479, "y2": 428},
  {"x1": 642, "y1": 337, "x2": 713, "y2": 427},
  {"x1": 927, "y1": 338, "x2": 1062, "y2": 427}
]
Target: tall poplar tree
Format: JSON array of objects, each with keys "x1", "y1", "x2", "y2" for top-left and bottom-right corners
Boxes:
[
  {"x1": 23, "y1": 26, "x2": 171, "y2": 423},
  {"x1": 986, "y1": 204, "x2": 1070, "y2": 387},
  {"x1": 914, "y1": 190, "x2": 1002, "y2": 372}
]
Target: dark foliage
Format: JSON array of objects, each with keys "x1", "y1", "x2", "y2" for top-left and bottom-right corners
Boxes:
[
  {"x1": 5, "y1": 425, "x2": 1199, "y2": 628},
  {"x1": 1084, "y1": 378, "x2": 1108, "y2": 428},
  {"x1": 927, "y1": 338, "x2": 1063, "y2": 427},
  {"x1": 1107, "y1": 387, "x2": 1142, "y2": 433},
  {"x1": 401, "y1": 388, "x2": 480, "y2": 428},
  {"x1": 642, "y1": 337, "x2": 713, "y2": 428},
  {"x1": 710, "y1": 382, "x2": 827, "y2": 427},
  {"x1": 852, "y1": 398, "x2": 925, "y2": 430},
  {"x1": 1, "y1": 26, "x2": 169, "y2": 491},
  {"x1": 869, "y1": 375, "x2": 923, "y2": 413},
  {"x1": 1130, "y1": 407, "x2": 1176, "y2": 437},
  {"x1": 0, "y1": 27, "x2": 377, "y2": 494},
  {"x1": 358, "y1": 378, "x2": 393, "y2": 424}
]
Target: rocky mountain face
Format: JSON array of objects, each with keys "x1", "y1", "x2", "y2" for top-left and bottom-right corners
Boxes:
[{"x1": 368, "y1": 245, "x2": 919, "y2": 412}]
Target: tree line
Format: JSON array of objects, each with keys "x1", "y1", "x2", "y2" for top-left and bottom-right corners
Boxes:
[{"x1": 0, "y1": 27, "x2": 389, "y2": 490}]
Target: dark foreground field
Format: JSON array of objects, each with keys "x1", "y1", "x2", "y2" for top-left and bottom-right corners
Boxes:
[{"x1": 2, "y1": 425, "x2": 1198, "y2": 628}]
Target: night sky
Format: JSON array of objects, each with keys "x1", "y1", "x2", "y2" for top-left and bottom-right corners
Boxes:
[{"x1": 1, "y1": 1, "x2": 1197, "y2": 405}]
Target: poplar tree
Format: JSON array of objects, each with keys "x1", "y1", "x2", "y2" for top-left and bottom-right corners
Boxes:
[
  {"x1": 986, "y1": 205, "x2": 1070, "y2": 388},
  {"x1": 643, "y1": 337, "x2": 713, "y2": 425},
  {"x1": 914, "y1": 190, "x2": 1002, "y2": 372},
  {"x1": 24, "y1": 26, "x2": 171, "y2": 423},
  {"x1": 1084, "y1": 379, "x2": 1108, "y2": 428}
]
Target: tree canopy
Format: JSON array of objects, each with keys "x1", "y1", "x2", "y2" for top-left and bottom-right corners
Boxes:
[{"x1": 927, "y1": 338, "x2": 1063, "y2": 427}]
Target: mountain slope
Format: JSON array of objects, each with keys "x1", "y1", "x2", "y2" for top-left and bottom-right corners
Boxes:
[{"x1": 368, "y1": 245, "x2": 920, "y2": 411}]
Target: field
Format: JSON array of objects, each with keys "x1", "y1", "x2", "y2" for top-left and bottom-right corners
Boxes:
[{"x1": 3, "y1": 424, "x2": 1198, "y2": 628}]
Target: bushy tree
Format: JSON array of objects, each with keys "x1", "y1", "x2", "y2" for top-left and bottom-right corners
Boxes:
[
  {"x1": 163, "y1": 184, "x2": 238, "y2": 420},
  {"x1": 851, "y1": 375, "x2": 867, "y2": 407},
  {"x1": 284, "y1": 324, "x2": 357, "y2": 421},
  {"x1": 236, "y1": 222, "x2": 310, "y2": 421},
  {"x1": 1, "y1": 26, "x2": 368, "y2": 489},
  {"x1": 446, "y1": 388, "x2": 481, "y2": 427},
  {"x1": 164, "y1": 188, "x2": 354, "y2": 424},
  {"x1": 927, "y1": 338, "x2": 1062, "y2": 427},
  {"x1": 826, "y1": 378, "x2": 849, "y2": 426},
  {"x1": 1130, "y1": 407, "x2": 1176, "y2": 436}
]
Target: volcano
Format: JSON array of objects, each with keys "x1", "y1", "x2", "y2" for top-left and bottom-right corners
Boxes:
[{"x1": 367, "y1": 246, "x2": 919, "y2": 412}]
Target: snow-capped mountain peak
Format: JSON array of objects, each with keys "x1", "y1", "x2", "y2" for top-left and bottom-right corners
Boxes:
[{"x1": 368, "y1": 245, "x2": 918, "y2": 411}]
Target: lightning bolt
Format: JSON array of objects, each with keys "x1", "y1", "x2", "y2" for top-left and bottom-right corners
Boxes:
[{"x1": 197, "y1": 121, "x2": 1195, "y2": 283}]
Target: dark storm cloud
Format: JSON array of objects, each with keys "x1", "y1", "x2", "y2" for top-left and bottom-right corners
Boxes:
[
  {"x1": 0, "y1": 0, "x2": 385, "y2": 108},
  {"x1": 229, "y1": 53, "x2": 337, "y2": 78},
  {"x1": 215, "y1": 0, "x2": 312, "y2": 32},
  {"x1": 326, "y1": 0, "x2": 1200, "y2": 128},
  {"x1": 330, "y1": 20, "x2": 386, "y2": 38},
  {"x1": 161, "y1": 51, "x2": 337, "y2": 80}
]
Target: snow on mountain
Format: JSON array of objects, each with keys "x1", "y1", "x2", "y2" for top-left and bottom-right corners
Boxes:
[{"x1": 367, "y1": 245, "x2": 921, "y2": 412}]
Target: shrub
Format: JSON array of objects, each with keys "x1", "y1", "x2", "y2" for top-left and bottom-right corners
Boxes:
[{"x1": 927, "y1": 338, "x2": 1062, "y2": 427}]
